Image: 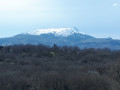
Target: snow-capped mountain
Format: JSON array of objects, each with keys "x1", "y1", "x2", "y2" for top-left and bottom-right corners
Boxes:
[
  {"x1": 27, "y1": 27, "x2": 86, "y2": 36},
  {"x1": 0, "y1": 27, "x2": 120, "y2": 50}
]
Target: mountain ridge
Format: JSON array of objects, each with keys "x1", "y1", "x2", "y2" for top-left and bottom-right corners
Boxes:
[{"x1": 0, "y1": 27, "x2": 120, "y2": 50}]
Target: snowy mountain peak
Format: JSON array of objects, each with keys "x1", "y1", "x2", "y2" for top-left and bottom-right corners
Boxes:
[{"x1": 27, "y1": 27, "x2": 86, "y2": 36}]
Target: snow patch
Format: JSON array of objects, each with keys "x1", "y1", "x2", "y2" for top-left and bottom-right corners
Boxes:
[{"x1": 27, "y1": 27, "x2": 86, "y2": 36}]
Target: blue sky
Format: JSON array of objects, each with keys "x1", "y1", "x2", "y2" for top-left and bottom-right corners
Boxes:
[{"x1": 0, "y1": 0, "x2": 120, "y2": 39}]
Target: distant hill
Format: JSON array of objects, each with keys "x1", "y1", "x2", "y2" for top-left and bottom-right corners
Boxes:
[{"x1": 0, "y1": 27, "x2": 120, "y2": 50}]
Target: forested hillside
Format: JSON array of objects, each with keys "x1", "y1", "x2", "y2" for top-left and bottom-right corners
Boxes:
[{"x1": 0, "y1": 45, "x2": 120, "y2": 90}]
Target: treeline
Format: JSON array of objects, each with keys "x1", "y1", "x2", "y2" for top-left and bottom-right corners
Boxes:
[{"x1": 0, "y1": 44, "x2": 120, "y2": 90}]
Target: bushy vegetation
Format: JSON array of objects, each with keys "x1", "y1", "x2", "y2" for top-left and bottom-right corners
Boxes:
[{"x1": 0, "y1": 44, "x2": 120, "y2": 90}]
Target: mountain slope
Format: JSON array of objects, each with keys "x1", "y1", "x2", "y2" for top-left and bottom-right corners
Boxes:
[{"x1": 0, "y1": 27, "x2": 120, "y2": 50}]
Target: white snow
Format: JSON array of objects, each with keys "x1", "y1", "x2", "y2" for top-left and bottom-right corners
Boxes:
[{"x1": 27, "y1": 27, "x2": 86, "y2": 36}]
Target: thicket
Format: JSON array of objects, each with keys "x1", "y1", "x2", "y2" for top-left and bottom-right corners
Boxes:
[{"x1": 0, "y1": 44, "x2": 120, "y2": 90}]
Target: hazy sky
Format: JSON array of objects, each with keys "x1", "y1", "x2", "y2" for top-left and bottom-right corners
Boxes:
[{"x1": 0, "y1": 0, "x2": 120, "y2": 39}]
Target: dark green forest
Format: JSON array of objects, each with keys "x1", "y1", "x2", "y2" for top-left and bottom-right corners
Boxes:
[{"x1": 0, "y1": 44, "x2": 120, "y2": 90}]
